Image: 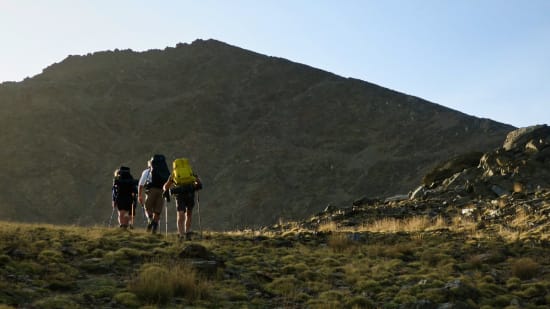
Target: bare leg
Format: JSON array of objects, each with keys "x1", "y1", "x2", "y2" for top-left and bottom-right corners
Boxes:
[
  {"x1": 118, "y1": 210, "x2": 129, "y2": 227},
  {"x1": 185, "y1": 209, "x2": 193, "y2": 233},
  {"x1": 177, "y1": 211, "x2": 185, "y2": 236}
]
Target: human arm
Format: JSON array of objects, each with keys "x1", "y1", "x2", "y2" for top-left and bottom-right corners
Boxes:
[
  {"x1": 111, "y1": 185, "x2": 117, "y2": 208},
  {"x1": 137, "y1": 169, "x2": 149, "y2": 205},
  {"x1": 163, "y1": 176, "x2": 174, "y2": 192}
]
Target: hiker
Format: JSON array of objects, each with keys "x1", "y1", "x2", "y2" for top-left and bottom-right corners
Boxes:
[
  {"x1": 163, "y1": 158, "x2": 202, "y2": 240},
  {"x1": 138, "y1": 155, "x2": 170, "y2": 234},
  {"x1": 112, "y1": 166, "x2": 138, "y2": 229}
]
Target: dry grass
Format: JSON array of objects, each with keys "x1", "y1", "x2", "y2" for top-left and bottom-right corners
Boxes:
[
  {"x1": 0, "y1": 219, "x2": 549, "y2": 308},
  {"x1": 317, "y1": 215, "x2": 479, "y2": 234},
  {"x1": 317, "y1": 221, "x2": 338, "y2": 232},
  {"x1": 358, "y1": 215, "x2": 448, "y2": 233},
  {"x1": 510, "y1": 257, "x2": 540, "y2": 280},
  {"x1": 128, "y1": 261, "x2": 210, "y2": 304},
  {"x1": 327, "y1": 233, "x2": 358, "y2": 253}
]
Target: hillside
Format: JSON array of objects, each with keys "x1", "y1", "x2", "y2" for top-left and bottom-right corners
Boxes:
[
  {"x1": 1, "y1": 222, "x2": 548, "y2": 308},
  {"x1": 0, "y1": 39, "x2": 514, "y2": 229},
  {"x1": 1, "y1": 126, "x2": 549, "y2": 308}
]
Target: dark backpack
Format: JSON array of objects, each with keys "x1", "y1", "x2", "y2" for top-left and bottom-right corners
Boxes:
[
  {"x1": 113, "y1": 166, "x2": 137, "y2": 201},
  {"x1": 148, "y1": 154, "x2": 170, "y2": 188}
]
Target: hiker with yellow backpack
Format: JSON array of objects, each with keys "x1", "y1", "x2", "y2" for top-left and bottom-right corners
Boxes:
[{"x1": 163, "y1": 158, "x2": 202, "y2": 240}]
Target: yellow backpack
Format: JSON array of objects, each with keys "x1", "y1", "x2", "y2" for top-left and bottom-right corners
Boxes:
[{"x1": 172, "y1": 158, "x2": 196, "y2": 185}]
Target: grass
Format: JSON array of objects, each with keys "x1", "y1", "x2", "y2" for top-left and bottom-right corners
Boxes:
[{"x1": 0, "y1": 219, "x2": 549, "y2": 308}]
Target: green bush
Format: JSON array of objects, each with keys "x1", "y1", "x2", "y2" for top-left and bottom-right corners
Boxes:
[
  {"x1": 37, "y1": 249, "x2": 63, "y2": 264},
  {"x1": 114, "y1": 292, "x2": 140, "y2": 308},
  {"x1": 32, "y1": 295, "x2": 79, "y2": 309}
]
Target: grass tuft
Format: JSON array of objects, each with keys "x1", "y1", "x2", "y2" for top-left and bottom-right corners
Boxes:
[
  {"x1": 128, "y1": 261, "x2": 209, "y2": 305},
  {"x1": 510, "y1": 257, "x2": 540, "y2": 280}
]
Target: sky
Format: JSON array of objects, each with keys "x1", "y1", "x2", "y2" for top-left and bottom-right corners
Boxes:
[{"x1": 1, "y1": 0, "x2": 548, "y2": 128}]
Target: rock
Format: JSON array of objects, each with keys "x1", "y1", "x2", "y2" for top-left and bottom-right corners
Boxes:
[
  {"x1": 422, "y1": 151, "x2": 483, "y2": 185},
  {"x1": 491, "y1": 184, "x2": 509, "y2": 197},
  {"x1": 502, "y1": 125, "x2": 550, "y2": 151},
  {"x1": 534, "y1": 146, "x2": 550, "y2": 162},
  {"x1": 179, "y1": 244, "x2": 214, "y2": 259},
  {"x1": 352, "y1": 196, "x2": 380, "y2": 206},
  {"x1": 410, "y1": 185, "x2": 427, "y2": 200},
  {"x1": 178, "y1": 244, "x2": 224, "y2": 278},
  {"x1": 385, "y1": 194, "x2": 409, "y2": 202}
]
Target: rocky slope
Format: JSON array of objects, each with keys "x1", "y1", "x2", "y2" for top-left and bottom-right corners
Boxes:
[
  {"x1": 294, "y1": 125, "x2": 550, "y2": 240},
  {"x1": 0, "y1": 39, "x2": 514, "y2": 229}
]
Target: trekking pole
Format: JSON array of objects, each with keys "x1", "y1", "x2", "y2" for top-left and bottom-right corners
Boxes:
[
  {"x1": 108, "y1": 207, "x2": 116, "y2": 228},
  {"x1": 130, "y1": 203, "x2": 135, "y2": 229},
  {"x1": 165, "y1": 199, "x2": 168, "y2": 238},
  {"x1": 197, "y1": 191, "x2": 202, "y2": 239},
  {"x1": 141, "y1": 203, "x2": 148, "y2": 226}
]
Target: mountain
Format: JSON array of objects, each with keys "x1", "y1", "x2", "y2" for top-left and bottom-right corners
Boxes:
[{"x1": 0, "y1": 39, "x2": 514, "y2": 230}]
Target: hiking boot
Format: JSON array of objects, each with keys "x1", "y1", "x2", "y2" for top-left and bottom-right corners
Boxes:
[
  {"x1": 185, "y1": 232, "x2": 192, "y2": 241},
  {"x1": 146, "y1": 221, "x2": 153, "y2": 232},
  {"x1": 151, "y1": 222, "x2": 159, "y2": 234}
]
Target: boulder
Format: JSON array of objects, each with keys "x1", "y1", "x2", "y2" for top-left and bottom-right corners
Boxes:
[
  {"x1": 178, "y1": 244, "x2": 224, "y2": 277},
  {"x1": 502, "y1": 125, "x2": 550, "y2": 151}
]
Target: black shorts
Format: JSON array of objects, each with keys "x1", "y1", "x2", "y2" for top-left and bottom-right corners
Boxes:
[
  {"x1": 115, "y1": 196, "x2": 134, "y2": 212},
  {"x1": 175, "y1": 190, "x2": 195, "y2": 212}
]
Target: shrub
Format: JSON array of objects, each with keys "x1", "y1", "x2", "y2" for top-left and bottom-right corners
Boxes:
[
  {"x1": 327, "y1": 233, "x2": 357, "y2": 253},
  {"x1": 128, "y1": 262, "x2": 208, "y2": 305},
  {"x1": 129, "y1": 264, "x2": 173, "y2": 304},
  {"x1": 506, "y1": 277, "x2": 522, "y2": 290},
  {"x1": 0, "y1": 254, "x2": 11, "y2": 266},
  {"x1": 170, "y1": 263, "x2": 209, "y2": 301},
  {"x1": 510, "y1": 257, "x2": 540, "y2": 280},
  {"x1": 345, "y1": 296, "x2": 376, "y2": 309},
  {"x1": 515, "y1": 283, "x2": 547, "y2": 298},
  {"x1": 114, "y1": 292, "x2": 140, "y2": 308},
  {"x1": 266, "y1": 276, "x2": 302, "y2": 296},
  {"x1": 32, "y1": 295, "x2": 79, "y2": 309},
  {"x1": 37, "y1": 249, "x2": 63, "y2": 264}
]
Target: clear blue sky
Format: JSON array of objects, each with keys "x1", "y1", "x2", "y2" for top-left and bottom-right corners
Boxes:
[{"x1": 1, "y1": 0, "x2": 549, "y2": 127}]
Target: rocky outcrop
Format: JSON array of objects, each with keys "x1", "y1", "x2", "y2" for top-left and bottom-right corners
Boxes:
[
  {"x1": 411, "y1": 125, "x2": 550, "y2": 200},
  {"x1": 290, "y1": 125, "x2": 550, "y2": 236}
]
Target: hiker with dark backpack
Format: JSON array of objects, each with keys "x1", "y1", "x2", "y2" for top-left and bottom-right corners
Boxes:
[
  {"x1": 138, "y1": 155, "x2": 170, "y2": 234},
  {"x1": 112, "y1": 166, "x2": 138, "y2": 229},
  {"x1": 163, "y1": 157, "x2": 202, "y2": 240}
]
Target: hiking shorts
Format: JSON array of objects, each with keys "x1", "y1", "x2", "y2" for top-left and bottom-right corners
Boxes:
[
  {"x1": 115, "y1": 195, "x2": 134, "y2": 212},
  {"x1": 145, "y1": 187, "x2": 164, "y2": 214},
  {"x1": 175, "y1": 189, "x2": 195, "y2": 212}
]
